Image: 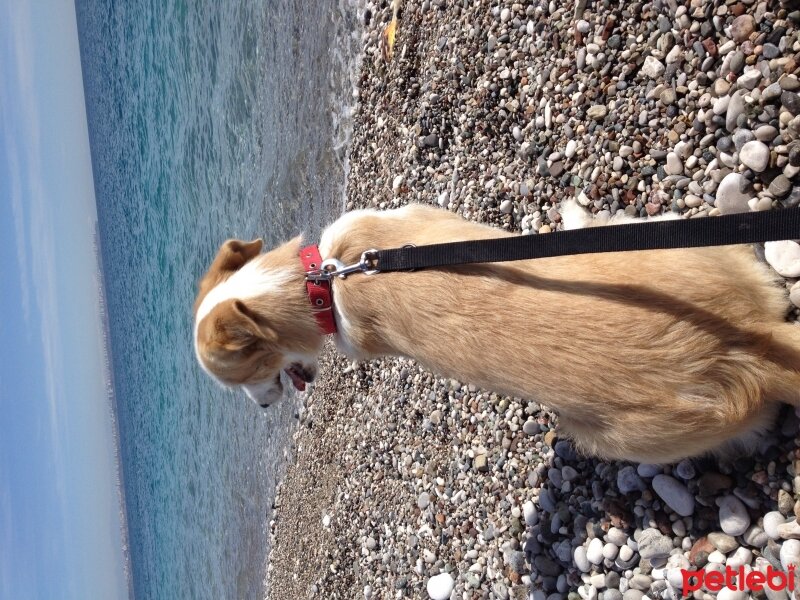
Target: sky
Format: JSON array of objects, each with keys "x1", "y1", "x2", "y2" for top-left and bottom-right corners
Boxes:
[{"x1": 0, "y1": 1, "x2": 131, "y2": 599}]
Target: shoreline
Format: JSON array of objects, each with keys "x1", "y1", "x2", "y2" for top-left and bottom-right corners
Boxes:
[{"x1": 267, "y1": 0, "x2": 800, "y2": 598}]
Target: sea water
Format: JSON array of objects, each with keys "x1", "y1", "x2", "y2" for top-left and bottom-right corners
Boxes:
[{"x1": 75, "y1": 1, "x2": 362, "y2": 597}]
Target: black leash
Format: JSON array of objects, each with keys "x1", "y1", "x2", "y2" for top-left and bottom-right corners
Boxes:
[{"x1": 370, "y1": 208, "x2": 800, "y2": 273}]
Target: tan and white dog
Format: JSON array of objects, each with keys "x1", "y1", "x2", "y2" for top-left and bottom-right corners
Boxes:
[{"x1": 193, "y1": 202, "x2": 800, "y2": 463}]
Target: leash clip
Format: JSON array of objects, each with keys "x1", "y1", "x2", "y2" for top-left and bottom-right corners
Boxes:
[{"x1": 306, "y1": 249, "x2": 380, "y2": 282}]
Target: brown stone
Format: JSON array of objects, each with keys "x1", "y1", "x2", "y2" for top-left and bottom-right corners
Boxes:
[
  {"x1": 645, "y1": 202, "x2": 662, "y2": 216},
  {"x1": 702, "y1": 38, "x2": 718, "y2": 57},
  {"x1": 544, "y1": 430, "x2": 558, "y2": 448},
  {"x1": 689, "y1": 536, "x2": 715, "y2": 564},
  {"x1": 730, "y1": 15, "x2": 755, "y2": 44}
]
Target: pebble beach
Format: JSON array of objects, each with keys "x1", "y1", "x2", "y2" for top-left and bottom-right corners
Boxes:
[{"x1": 267, "y1": 0, "x2": 800, "y2": 598}]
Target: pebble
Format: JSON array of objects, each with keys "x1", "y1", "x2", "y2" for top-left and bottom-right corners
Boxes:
[
  {"x1": 739, "y1": 140, "x2": 770, "y2": 172},
  {"x1": 726, "y1": 91, "x2": 745, "y2": 132},
  {"x1": 426, "y1": 573, "x2": 455, "y2": 600},
  {"x1": 715, "y1": 172, "x2": 751, "y2": 214},
  {"x1": 780, "y1": 539, "x2": 800, "y2": 571},
  {"x1": 642, "y1": 56, "x2": 665, "y2": 79},
  {"x1": 765, "y1": 241, "x2": 800, "y2": 278},
  {"x1": 637, "y1": 528, "x2": 674, "y2": 560},
  {"x1": 652, "y1": 475, "x2": 695, "y2": 516},
  {"x1": 637, "y1": 464, "x2": 662, "y2": 478},
  {"x1": 783, "y1": 91, "x2": 800, "y2": 116},
  {"x1": 574, "y1": 546, "x2": 591, "y2": 573},
  {"x1": 729, "y1": 14, "x2": 755, "y2": 43},
  {"x1": 675, "y1": 459, "x2": 696, "y2": 480},
  {"x1": 523, "y1": 500, "x2": 537, "y2": 526},
  {"x1": 717, "y1": 495, "x2": 750, "y2": 537},
  {"x1": 769, "y1": 175, "x2": 792, "y2": 197},
  {"x1": 587, "y1": 538, "x2": 604, "y2": 565},
  {"x1": 587, "y1": 105, "x2": 608, "y2": 121},
  {"x1": 617, "y1": 466, "x2": 646, "y2": 494},
  {"x1": 764, "y1": 511, "x2": 789, "y2": 540},
  {"x1": 665, "y1": 153, "x2": 683, "y2": 175},
  {"x1": 777, "y1": 520, "x2": 800, "y2": 539}
]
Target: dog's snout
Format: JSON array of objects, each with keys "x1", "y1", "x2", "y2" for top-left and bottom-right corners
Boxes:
[
  {"x1": 300, "y1": 364, "x2": 317, "y2": 383},
  {"x1": 243, "y1": 375, "x2": 283, "y2": 408}
]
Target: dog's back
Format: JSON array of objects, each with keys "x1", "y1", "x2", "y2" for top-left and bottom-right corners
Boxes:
[{"x1": 322, "y1": 204, "x2": 800, "y2": 462}]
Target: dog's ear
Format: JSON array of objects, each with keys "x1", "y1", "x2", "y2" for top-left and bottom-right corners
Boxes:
[
  {"x1": 195, "y1": 239, "x2": 264, "y2": 314},
  {"x1": 213, "y1": 238, "x2": 263, "y2": 273},
  {"x1": 222, "y1": 299, "x2": 278, "y2": 351}
]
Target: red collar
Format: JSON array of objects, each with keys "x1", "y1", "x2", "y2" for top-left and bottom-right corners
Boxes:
[{"x1": 299, "y1": 245, "x2": 337, "y2": 335}]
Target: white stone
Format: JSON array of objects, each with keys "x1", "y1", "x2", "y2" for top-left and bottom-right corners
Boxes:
[
  {"x1": 726, "y1": 91, "x2": 745, "y2": 132},
  {"x1": 737, "y1": 69, "x2": 762, "y2": 90},
  {"x1": 392, "y1": 175, "x2": 404, "y2": 192},
  {"x1": 427, "y1": 573, "x2": 455, "y2": 600},
  {"x1": 684, "y1": 194, "x2": 702, "y2": 208},
  {"x1": 708, "y1": 550, "x2": 727, "y2": 564},
  {"x1": 500, "y1": 199, "x2": 514, "y2": 214},
  {"x1": 765, "y1": 241, "x2": 800, "y2": 277},
  {"x1": 618, "y1": 545, "x2": 634, "y2": 562},
  {"x1": 715, "y1": 172, "x2": 751, "y2": 214},
  {"x1": 777, "y1": 520, "x2": 800, "y2": 540},
  {"x1": 726, "y1": 547, "x2": 752, "y2": 569},
  {"x1": 418, "y1": 492, "x2": 431, "y2": 510},
  {"x1": 565, "y1": 139, "x2": 577, "y2": 159},
  {"x1": 322, "y1": 514, "x2": 331, "y2": 527},
  {"x1": 764, "y1": 511, "x2": 789, "y2": 540},
  {"x1": 780, "y1": 539, "x2": 800, "y2": 572},
  {"x1": 717, "y1": 495, "x2": 750, "y2": 536},
  {"x1": 523, "y1": 500, "x2": 538, "y2": 526},
  {"x1": 739, "y1": 140, "x2": 770, "y2": 172},
  {"x1": 603, "y1": 542, "x2": 619, "y2": 560},
  {"x1": 574, "y1": 546, "x2": 591, "y2": 572},
  {"x1": 587, "y1": 537, "x2": 605, "y2": 565},
  {"x1": 713, "y1": 95, "x2": 731, "y2": 115},
  {"x1": 652, "y1": 475, "x2": 695, "y2": 516},
  {"x1": 642, "y1": 56, "x2": 665, "y2": 79},
  {"x1": 500, "y1": 8, "x2": 511, "y2": 22},
  {"x1": 665, "y1": 152, "x2": 683, "y2": 175}
]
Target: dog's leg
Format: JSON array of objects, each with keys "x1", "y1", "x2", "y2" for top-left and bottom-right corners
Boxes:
[
  {"x1": 560, "y1": 197, "x2": 683, "y2": 230},
  {"x1": 559, "y1": 198, "x2": 594, "y2": 230}
]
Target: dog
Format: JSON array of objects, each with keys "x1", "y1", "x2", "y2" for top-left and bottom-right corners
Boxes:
[{"x1": 194, "y1": 202, "x2": 800, "y2": 463}]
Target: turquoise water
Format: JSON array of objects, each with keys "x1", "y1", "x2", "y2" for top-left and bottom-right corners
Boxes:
[{"x1": 75, "y1": 1, "x2": 362, "y2": 597}]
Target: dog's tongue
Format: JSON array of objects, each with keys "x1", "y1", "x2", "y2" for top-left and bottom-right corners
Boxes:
[{"x1": 285, "y1": 368, "x2": 306, "y2": 391}]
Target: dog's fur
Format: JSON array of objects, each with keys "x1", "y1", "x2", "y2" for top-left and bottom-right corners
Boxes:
[{"x1": 194, "y1": 203, "x2": 800, "y2": 463}]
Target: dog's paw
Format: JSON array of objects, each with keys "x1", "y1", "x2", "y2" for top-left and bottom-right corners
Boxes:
[{"x1": 559, "y1": 198, "x2": 593, "y2": 230}]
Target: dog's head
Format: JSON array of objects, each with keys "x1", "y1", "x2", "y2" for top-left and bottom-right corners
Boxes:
[{"x1": 193, "y1": 237, "x2": 323, "y2": 407}]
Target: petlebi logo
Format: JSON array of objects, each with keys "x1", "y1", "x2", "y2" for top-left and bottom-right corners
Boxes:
[{"x1": 681, "y1": 565, "x2": 797, "y2": 596}]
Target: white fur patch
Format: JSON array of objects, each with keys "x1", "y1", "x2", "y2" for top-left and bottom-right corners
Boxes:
[
  {"x1": 560, "y1": 199, "x2": 593, "y2": 230},
  {"x1": 193, "y1": 260, "x2": 294, "y2": 373},
  {"x1": 332, "y1": 298, "x2": 360, "y2": 359},
  {"x1": 319, "y1": 208, "x2": 378, "y2": 257},
  {"x1": 560, "y1": 197, "x2": 684, "y2": 230}
]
